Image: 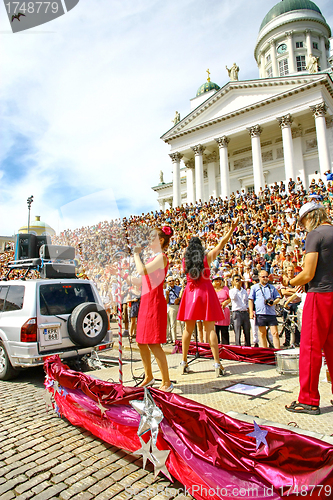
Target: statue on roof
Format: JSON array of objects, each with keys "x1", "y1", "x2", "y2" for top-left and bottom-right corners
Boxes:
[
  {"x1": 172, "y1": 111, "x2": 180, "y2": 125},
  {"x1": 226, "y1": 63, "x2": 239, "y2": 81},
  {"x1": 159, "y1": 170, "x2": 164, "y2": 184},
  {"x1": 306, "y1": 54, "x2": 319, "y2": 73}
]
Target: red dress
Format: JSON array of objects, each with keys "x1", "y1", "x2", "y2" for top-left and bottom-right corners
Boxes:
[
  {"x1": 177, "y1": 255, "x2": 224, "y2": 321},
  {"x1": 136, "y1": 254, "x2": 169, "y2": 344}
]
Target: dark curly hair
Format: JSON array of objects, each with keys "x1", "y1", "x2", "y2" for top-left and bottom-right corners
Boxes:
[{"x1": 184, "y1": 237, "x2": 205, "y2": 280}]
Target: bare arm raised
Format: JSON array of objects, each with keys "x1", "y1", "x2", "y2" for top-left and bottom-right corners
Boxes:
[{"x1": 207, "y1": 218, "x2": 239, "y2": 267}]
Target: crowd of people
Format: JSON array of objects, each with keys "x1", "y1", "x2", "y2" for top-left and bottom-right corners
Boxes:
[
  {"x1": 47, "y1": 175, "x2": 332, "y2": 345},
  {"x1": 1, "y1": 173, "x2": 333, "y2": 409}
]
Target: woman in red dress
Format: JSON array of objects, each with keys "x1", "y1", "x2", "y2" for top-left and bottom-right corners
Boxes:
[
  {"x1": 177, "y1": 219, "x2": 238, "y2": 376},
  {"x1": 134, "y1": 226, "x2": 173, "y2": 392}
]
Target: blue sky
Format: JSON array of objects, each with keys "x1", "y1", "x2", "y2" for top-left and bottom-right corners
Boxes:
[{"x1": 1, "y1": 0, "x2": 333, "y2": 234}]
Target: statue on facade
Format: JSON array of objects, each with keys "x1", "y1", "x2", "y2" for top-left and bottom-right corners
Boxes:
[
  {"x1": 226, "y1": 63, "x2": 239, "y2": 81},
  {"x1": 172, "y1": 111, "x2": 180, "y2": 125},
  {"x1": 329, "y1": 55, "x2": 333, "y2": 69},
  {"x1": 306, "y1": 54, "x2": 319, "y2": 73},
  {"x1": 159, "y1": 170, "x2": 164, "y2": 184}
]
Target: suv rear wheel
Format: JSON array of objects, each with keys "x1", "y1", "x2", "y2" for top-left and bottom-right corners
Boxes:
[
  {"x1": 68, "y1": 302, "x2": 108, "y2": 347},
  {"x1": 0, "y1": 341, "x2": 20, "y2": 381}
]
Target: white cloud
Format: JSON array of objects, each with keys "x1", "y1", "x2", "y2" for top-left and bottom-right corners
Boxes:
[{"x1": 1, "y1": 0, "x2": 332, "y2": 235}]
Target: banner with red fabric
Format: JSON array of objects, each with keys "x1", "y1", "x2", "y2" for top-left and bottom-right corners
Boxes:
[
  {"x1": 174, "y1": 341, "x2": 277, "y2": 364},
  {"x1": 43, "y1": 356, "x2": 333, "y2": 500}
]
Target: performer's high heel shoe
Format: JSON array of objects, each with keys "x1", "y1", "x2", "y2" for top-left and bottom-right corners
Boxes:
[
  {"x1": 180, "y1": 361, "x2": 189, "y2": 375},
  {"x1": 140, "y1": 378, "x2": 155, "y2": 387},
  {"x1": 214, "y1": 363, "x2": 226, "y2": 377}
]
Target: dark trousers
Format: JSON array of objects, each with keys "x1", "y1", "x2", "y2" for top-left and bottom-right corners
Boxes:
[
  {"x1": 215, "y1": 325, "x2": 229, "y2": 345},
  {"x1": 232, "y1": 310, "x2": 251, "y2": 346},
  {"x1": 283, "y1": 303, "x2": 300, "y2": 345}
]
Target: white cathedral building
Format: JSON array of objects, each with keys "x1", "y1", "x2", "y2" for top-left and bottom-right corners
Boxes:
[{"x1": 152, "y1": 0, "x2": 333, "y2": 210}]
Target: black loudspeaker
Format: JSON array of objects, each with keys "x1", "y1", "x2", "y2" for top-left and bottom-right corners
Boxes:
[
  {"x1": 40, "y1": 263, "x2": 76, "y2": 279},
  {"x1": 39, "y1": 244, "x2": 75, "y2": 260},
  {"x1": 36, "y1": 236, "x2": 52, "y2": 257},
  {"x1": 14, "y1": 234, "x2": 37, "y2": 260}
]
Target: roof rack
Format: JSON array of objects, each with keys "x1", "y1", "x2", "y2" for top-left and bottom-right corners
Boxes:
[{"x1": 4, "y1": 258, "x2": 77, "y2": 280}]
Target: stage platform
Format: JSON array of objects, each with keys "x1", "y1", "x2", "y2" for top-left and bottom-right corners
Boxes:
[{"x1": 95, "y1": 324, "x2": 333, "y2": 445}]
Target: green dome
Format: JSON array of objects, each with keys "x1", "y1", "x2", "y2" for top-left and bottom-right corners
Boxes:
[
  {"x1": 196, "y1": 81, "x2": 220, "y2": 97},
  {"x1": 260, "y1": 0, "x2": 322, "y2": 31}
]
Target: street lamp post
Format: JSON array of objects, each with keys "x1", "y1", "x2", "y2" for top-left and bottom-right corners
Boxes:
[{"x1": 27, "y1": 196, "x2": 34, "y2": 234}]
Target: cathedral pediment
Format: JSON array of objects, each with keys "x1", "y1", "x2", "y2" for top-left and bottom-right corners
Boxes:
[{"x1": 161, "y1": 73, "x2": 333, "y2": 143}]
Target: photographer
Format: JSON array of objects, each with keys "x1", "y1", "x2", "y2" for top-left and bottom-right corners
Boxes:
[
  {"x1": 165, "y1": 276, "x2": 183, "y2": 344},
  {"x1": 248, "y1": 270, "x2": 281, "y2": 348}
]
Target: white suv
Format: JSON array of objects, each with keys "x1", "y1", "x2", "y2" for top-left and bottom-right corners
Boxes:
[{"x1": 0, "y1": 278, "x2": 113, "y2": 380}]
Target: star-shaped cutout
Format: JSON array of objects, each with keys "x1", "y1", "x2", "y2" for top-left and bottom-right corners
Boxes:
[
  {"x1": 59, "y1": 386, "x2": 68, "y2": 398},
  {"x1": 54, "y1": 402, "x2": 61, "y2": 417},
  {"x1": 96, "y1": 398, "x2": 107, "y2": 417},
  {"x1": 206, "y1": 440, "x2": 219, "y2": 466},
  {"x1": 43, "y1": 390, "x2": 53, "y2": 411},
  {"x1": 150, "y1": 444, "x2": 172, "y2": 480},
  {"x1": 45, "y1": 376, "x2": 54, "y2": 389},
  {"x1": 133, "y1": 437, "x2": 153, "y2": 469},
  {"x1": 198, "y1": 409, "x2": 208, "y2": 423},
  {"x1": 247, "y1": 421, "x2": 268, "y2": 450},
  {"x1": 130, "y1": 388, "x2": 163, "y2": 446}
]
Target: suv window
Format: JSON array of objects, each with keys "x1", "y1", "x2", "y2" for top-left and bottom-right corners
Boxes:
[
  {"x1": 3, "y1": 286, "x2": 25, "y2": 312},
  {"x1": 0, "y1": 286, "x2": 9, "y2": 312},
  {"x1": 39, "y1": 283, "x2": 95, "y2": 316}
]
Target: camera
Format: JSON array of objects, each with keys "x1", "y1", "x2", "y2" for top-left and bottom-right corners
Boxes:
[{"x1": 265, "y1": 299, "x2": 274, "y2": 306}]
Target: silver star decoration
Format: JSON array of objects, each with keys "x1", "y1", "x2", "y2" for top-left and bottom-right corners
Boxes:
[
  {"x1": 133, "y1": 437, "x2": 153, "y2": 469},
  {"x1": 247, "y1": 421, "x2": 268, "y2": 450},
  {"x1": 59, "y1": 387, "x2": 68, "y2": 398},
  {"x1": 43, "y1": 390, "x2": 53, "y2": 411},
  {"x1": 150, "y1": 444, "x2": 172, "y2": 480},
  {"x1": 96, "y1": 398, "x2": 107, "y2": 417},
  {"x1": 130, "y1": 388, "x2": 163, "y2": 446},
  {"x1": 45, "y1": 376, "x2": 54, "y2": 389}
]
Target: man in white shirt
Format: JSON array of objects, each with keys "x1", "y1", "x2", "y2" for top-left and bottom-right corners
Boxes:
[
  {"x1": 229, "y1": 275, "x2": 251, "y2": 346},
  {"x1": 253, "y1": 239, "x2": 266, "y2": 255}
]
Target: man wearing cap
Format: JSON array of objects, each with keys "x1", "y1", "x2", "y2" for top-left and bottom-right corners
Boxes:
[
  {"x1": 165, "y1": 276, "x2": 183, "y2": 344},
  {"x1": 286, "y1": 202, "x2": 333, "y2": 415}
]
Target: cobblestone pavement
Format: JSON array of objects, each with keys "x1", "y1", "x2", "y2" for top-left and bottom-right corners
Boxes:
[
  {"x1": 0, "y1": 365, "x2": 191, "y2": 500},
  {"x1": 1, "y1": 321, "x2": 333, "y2": 500}
]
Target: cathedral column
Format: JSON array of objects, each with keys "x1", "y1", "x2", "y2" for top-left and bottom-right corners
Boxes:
[
  {"x1": 206, "y1": 152, "x2": 217, "y2": 199},
  {"x1": 191, "y1": 145, "x2": 205, "y2": 202},
  {"x1": 185, "y1": 160, "x2": 195, "y2": 205},
  {"x1": 270, "y1": 40, "x2": 278, "y2": 77},
  {"x1": 320, "y1": 35, "x2": 327, "y2": 69},
  {"x1": 215, "y1": 136, "x2": 230, "y2": 200},
  {"x1": 286, "y1": 31, "x2": 295, "y2": 73},
  {"x1": 248, "y1": 125, "x2": 264, "y2": 195},
  {"x1": 292, "y1": 126, "x2": 306, "y2": 188},
  {"x1": 169, "y1": 152, "x2": 183, "y2": 208},
  {"x1": 277, "y1": 113, "x2": 295, "y2": 182},
  {"x1": 305, "y1": 30, "x2": 312, "y2": 60},
  {"x1": 260, "y1": 52, "x2": 265, "y2": 78},
  {"x1": 158, "y1": 199, "x2": 165, "y2": 211},
  {"x1": 310, "y1": 102, "x2": 332, "y2": 177}
]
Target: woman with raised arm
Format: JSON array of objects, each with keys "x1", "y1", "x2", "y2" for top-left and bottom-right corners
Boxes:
[
  {"x1": 133, "y1": 226, "x2": 173, "y2": 392},
  {"x1": 177, "y1": 219, "x2": 238, "y2": 376}
]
